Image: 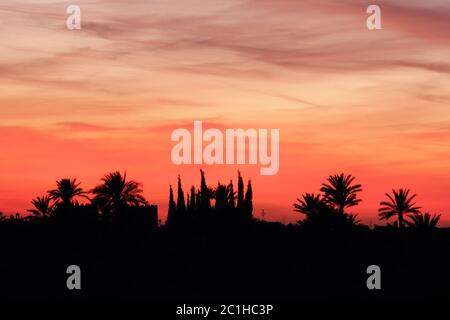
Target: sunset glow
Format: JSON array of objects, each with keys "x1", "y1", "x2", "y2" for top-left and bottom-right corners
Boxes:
[{"x1": 1, "y1": 0, "x2": 450, "y2": 224}]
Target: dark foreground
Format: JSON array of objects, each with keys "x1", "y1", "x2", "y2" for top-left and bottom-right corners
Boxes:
[{"x1": 0, "y1": 217, "x2": 448, "y2": 305}]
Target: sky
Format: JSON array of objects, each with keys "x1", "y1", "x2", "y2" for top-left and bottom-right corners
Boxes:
[{"x1": 1, "y1": 0, "x2": 450, "y2": 224}]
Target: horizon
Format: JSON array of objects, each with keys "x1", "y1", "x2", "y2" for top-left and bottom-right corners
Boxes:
[
  {"x1": 1, "y1": 168, "x2": 448, "y2": 227},
  {"x1": 1, "y1": 0, "x2": 450, "y2": 225}
]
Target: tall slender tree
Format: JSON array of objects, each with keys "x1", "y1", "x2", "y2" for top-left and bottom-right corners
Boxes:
[
  {"x1": 244, "y1": 180, "x2": 253, "y2": 220},
  {"x1": 237, "y1": 171, "x2": 244, "y2": 209},
  {"x1": 176, "y1": 175, "x2": 186, "y2": 215},
  {"x1": 228, "y1": 180, "x2": 236, "y2": 209},
  {"x1": 200, "y1": 170, "x2": 211, "y2": 210},
  {"x1": 186, "y1": 193, "x2": 190, "y2": 212},
  {"x1": 167, "y1": 185, "x2": 177, "y2": 226},
  {"x1": 195, "y1": 189, "x2": 201, "y2": 211},
  {"x1": 189, "y1": 186, "x2": 196, "y2": 212}
]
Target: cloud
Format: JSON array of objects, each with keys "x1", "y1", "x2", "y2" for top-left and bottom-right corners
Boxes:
[{"x1": 2, "y1": 0, "x2": 450, "y2": 93}]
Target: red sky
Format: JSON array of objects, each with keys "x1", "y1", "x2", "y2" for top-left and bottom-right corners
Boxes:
[{"x1": 1, "y1": 0, "x2": 450, "y2": 224}]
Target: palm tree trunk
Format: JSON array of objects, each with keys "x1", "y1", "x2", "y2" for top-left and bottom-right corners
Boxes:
[{"x1": 338, "y1": 205, "x2": 344, "y2": 217}]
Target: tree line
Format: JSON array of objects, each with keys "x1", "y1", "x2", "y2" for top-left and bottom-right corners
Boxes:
[
  {"x1": 294, "y1": 173, "x2": 441, "y2": 230},
  {"x1": 0, "y1": 171, "x2": 442, "y2": 231},
  {"x1": 166, "y1": 170, "x2": 253, "y2": 227}
]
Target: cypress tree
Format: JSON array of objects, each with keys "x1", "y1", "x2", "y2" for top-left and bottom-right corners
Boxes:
[
  {"x1": 176, "y1": 175, "x2": 186, "y2": 215},
  {"x1": 200, "y1": 170, "x2": 211, "y2": 210},
  {"x1": 167, "y1": 185, "x2": 176, "y2": 226},
  {"x1": 186, "y1": 193, "x2": 190, "y2": 213},
  {"x1": 228, "y1": 180, "x2": 236, "y2": 209},
  {"x1": 190, "y1": 186, "x2": 196, "y2": 212},
  {"x1": 244, "y1": 179, "x2": 253, "y2": 221},
  {"x1": 237, "y1": 171, "x2": 244, "y2": 209},
  {"x1": 195, "y1": 189, "x2": 201, "y2": 211}
]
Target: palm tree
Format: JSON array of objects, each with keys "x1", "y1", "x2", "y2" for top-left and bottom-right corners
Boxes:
[
  {"x1": 294, "y1": 193, "x2": 360, "y2": 229},
  {"x1": 48, "y1": 178, "x2": 88, "y2": 207},
  {"x1": 342, "y1": 213, "x2": 361, "y2": 227},
  {"x1": 91, "y1": 171, "x2": 147, "y2": 215},
  {"x1": 378, "y1": 188, "x2": 421, "y2": 229},
  {"x1": 294, "y1": 193, "x2": 324, "y2": 217},
  {"x1": 294, "y1": 193, "x2": 331, "y2": 228},
  {"x1": 406, "y1": 212, "x2": 440, "y2": 230},
  {"x1": 320, "y1": 173, "x2": 362, "y2": 216},
  {"x1": 27, "y1": 195, "x2": 54, "y2": 218}
]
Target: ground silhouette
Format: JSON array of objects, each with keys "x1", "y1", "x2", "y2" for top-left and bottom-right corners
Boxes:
[{"x1": 0, "y1": 170, "x2": 448, "y2": 305}]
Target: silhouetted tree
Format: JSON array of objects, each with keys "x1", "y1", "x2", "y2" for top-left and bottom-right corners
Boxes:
[
  {"x1": 195, "y1": 189, "x2": 201, "y2": 211},
  {"x1": 294, "y1": 193, "x2": 324, "y2": 217},
  {"x1": 189, "y1": 186, "x2": 196, "y2": 213},
  {"x1": 27, "y1": 195, "x2": 54, "y2": 219},
  {"x1": 176, "y1": 175, "x2": 186, "y2": 215},
  {"x1": 213, "y1": 182, "x2": 229, "y2": 211},
  {"x1": 167, "y1": 185, "x2": 176, "y2": 226},
  {"x1": 228, "y1": 180, "x2": 236, "y2": 209},
  {"x1": 406, "y1": 212, "x2": 440, "y2": 230},
  {"x1": 342, "y1": 213, "x2": 361, "y2": 227},
  {"x1": 48, "y1": 178, "x2": 88, "y2": 207},
  {"x1": 199, "y1": 170, "x2": 212, "y2": 210},
  {"x1": 320, "y1": 173, "x2": 362, "y2": 216},
  {"x1": 378, "y1": 188, "x2": 421, "y2": 229},
  {"x1": 244, "y1": 180, "x2": 253, "y2": 220},
  {"x1": 186, "y1": 193, "x2": 190, "y2": 212},
  {"x1": 294, "y1": 192, "x2": 360, "y2": 230},
  {"x1": 91, "y1": 171, "x2": 147, "y2": 217},
  {"x1": 237, "y1": 171, "x2": 244, "y2": 209},
  {"x1": 0, "y1": 211, "x2": 5, "y2": 221},
  {"x1": 294, "y1": 193, "x2": 331, "y2": 229}
]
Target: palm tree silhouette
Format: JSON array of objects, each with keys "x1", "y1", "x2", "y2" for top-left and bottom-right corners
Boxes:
[
  {"x1": 91, "y1": 171, "x2": 147, "y2": 215},
  {"x1": 320, "y1": 173, "x2": 362, "y2": 216},
  {"x1": 342, "y1": 213, "x2": 361, "y2": 227},
  {"x1": 406, "y1": 212, "x2": 440, "y2": 230},
  {"x1": 27, "y1": 195, "x2": 54, "y2": 218},
  {"x1": 293, "y1": 193, "x2": 324, "y2": 217},
  {"x1": 48, "y1": 178, "x2": 88, "y2": 207},
  {"x1": 378, "y1": 188, "x2": 421, "y2": 229},
  {"x1": 294, "y1": 192, "x2": 360, "y2": 229}
]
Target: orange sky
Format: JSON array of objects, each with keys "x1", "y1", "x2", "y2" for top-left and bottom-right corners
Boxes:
[{"x1": 1, "y1": 0, "x2": 450, "y2": 224}]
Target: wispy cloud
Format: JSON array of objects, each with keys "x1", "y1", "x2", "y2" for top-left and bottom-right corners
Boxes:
[{"x1": 1, "y1": 0, "x2": 450, "y2": 221}]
